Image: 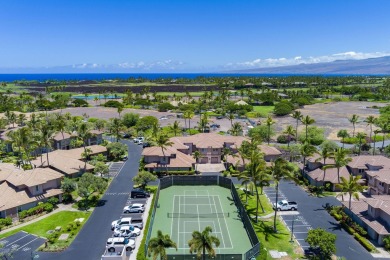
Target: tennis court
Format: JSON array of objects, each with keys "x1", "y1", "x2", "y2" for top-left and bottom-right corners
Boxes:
[{"x1": 151, "y1": 185, "x2": 251, "y2": 256}]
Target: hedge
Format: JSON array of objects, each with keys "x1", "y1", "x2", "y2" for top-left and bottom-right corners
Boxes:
[
  {"x1": 19, "y1": 202, "x2": 54, "y2": 219},
  {"x1": 136, "y1": 189, "x2": 157, "y2": 260},
  {"x1": 157, "y1": 171, "x2": 195, "y2": 176},
  {"x1": 354, "y1": 233, "x2": 376, "y2": 252},
  {"x1": 0, "y1": 217, "x2": 12, "y2": 230}
]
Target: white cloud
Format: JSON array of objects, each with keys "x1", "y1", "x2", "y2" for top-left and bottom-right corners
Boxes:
[{"x1": 227, "y1": 51, "x2": 390, "y2": 69}]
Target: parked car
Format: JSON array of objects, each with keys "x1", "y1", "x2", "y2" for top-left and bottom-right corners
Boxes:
[
  {"x1": 111, "y1": 217, "x2": 132, "y2": 230},
  {"x1": 106, "y1": 237, "x2": 135, "y2": 252},
  {"x1": 138, "y1": 140, "x2": 144, "y2": 145},
  {"x1": 131, "y1": 189, "x2": 150, "y2": 198},
  {"x1": 133, "y1": 137, "x2": 144, "y2": 143},
  {"x1": 113, "y1": 225, "x2": 141, "y2": 237},
  {"x1": 142, "y1": 142, "x2": 151, "y2": 148},
  {"x1": 159, "y1": 116, "x2": 168, "y2": 120},
  {"x1": 122, "y1": 156, "x2": 128, "y2": 161},
  {"x1": 216, "y1": 115, "x2": 223, "y2": 119},
  {"x1": 210, "y1": 123, "x2": 220, "y2": 128},
  {"x1": 273, "y1": 200, "x2": 298, "y2": 211},
  {"x1": 129, "y1": 219, "x2": 144, "y2": 230},
  {"x1": 123, "y1": 204, "x2": 145, "y2": 213}
]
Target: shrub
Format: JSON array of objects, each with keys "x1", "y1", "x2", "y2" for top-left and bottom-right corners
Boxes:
[
  {"x1": 62, "y1": 193, "x2": 73, "y2": 203},
  {"x1": 103, "y1": 100, "x2": 123, "y2": 108},
  {"x1": 157, "y1": 103, "x2": 175, "y2": 112},
  {"x1": 72, "y1": 99, "x2": 88, "y2": 107},
  {"x1": 274, "y1": 102, "x2": 293, "y2": 116},
  {"x1": 276, "y1": 134, "x2": 289, "y2": 144},
  {"x1": 383, "y1": 236, "x2": 390, "y2": 250},
  {"x1": 43, "y1": 203, "x2": 54, "y2": 213},
  {"x1": 47, "y1": 197, "x2": 59, "y2": 206},
  {"x1": 354, "y1": 233, "x2": 375, "y2": 251}
]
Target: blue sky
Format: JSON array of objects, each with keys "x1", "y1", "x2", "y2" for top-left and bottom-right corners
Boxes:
[{"x1": 1, "y1": 0, "x2": 390, "y2": 72}]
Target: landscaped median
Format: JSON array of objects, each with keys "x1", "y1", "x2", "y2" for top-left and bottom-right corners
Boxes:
[
  {"x1": 0, "y1": 211, "x2": 91, "y2": 251},
  {"x1": 237, "y1": 188, "x2": 302, "y2": 259},
  {"x1": 328, "y1": 206, "x2": 377, "y2": 252}
]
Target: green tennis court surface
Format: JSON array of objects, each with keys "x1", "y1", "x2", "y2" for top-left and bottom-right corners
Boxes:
[{"x1": 151, "y1": 186, "x2": 251, "y2": 256}]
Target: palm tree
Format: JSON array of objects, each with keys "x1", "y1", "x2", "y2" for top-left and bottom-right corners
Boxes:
[
  {"x1": 117, "y1": 105, "x2": 124, "y2": 118},
  {"x1": 265, "y1": 115, "x2": 275, "y2": 145},
  {"x1": 268, "y1": 157, "x2": 294, "y2": 232},
  {"x1": 283, "y1": 125, "x2": 296, "y2": 147},
  {"x1": 291, "y1": 111, "x2": 302, "y2": 142},
  {"x1": 336, "y1": 175, "x2": 367, "y2": 210},
  {"x1": 155, "y1": 134, "x2": 174, "y2": 173},
  {"x1": 39, "y1": 125, "x2": 55, "y2": 167},
  {"x1": 110, "y1": 118, "x2": 124, "y2": 142},
  {"x1": 230, "y1": 122, "x2": 242, "y2": 136},
  {"x1": 169, "y1": 120, "x2": 180, "y2": 136},
  {"x1": 349, "y1": 114, "x2": 359, "y2": 137},
  {"x1": 245, "y1": 151, "x2": 270, "y2": 217},
  {"x1": 373, "y1": 129, "x2": 380, "y2": 155},
  {"x1": 184, "y1": 110, "x2": 194, "y2": 133},
  {"x1": 55, "y1": 113, "x2": 67, "y2": 142},
  {"x1": 300, "y1": 142, "x2": 317, "y2": 174},
  {"x1": 337, "y1": 129, "x2": 349, "y2": 149},
  {"x1": 221, "y1": 147, "x2": 232, "y2": 170},
  {"x1": 330, "y1": 148, "x2": 352, "y2": 184},
  {"x1": 188, "y1": 226, "x2": 220, "y2": 260},
  {"x1": 365, "y1": 115, "x2": 376, "y2": 147},
  {"x1": 356, "y1": 132, "x2": 367, "y2": 155},
  {"x1": 301, "y1": 115, "x2": 315, "y2": 142},
  {"x1": 379, "y1": 119, "x2": 390, "y2": 150},
  {"x1": 77, "y1": 122, "x2": 92, "y2": 171},
  {"x1": 193, "y1": 151, "x2": 201, "y2": 173},
  {"x1": 316, "y1": 147, "x2": 334, "y2": 183},
  {"x1": 228, "y1": 113, "x2": 235, "y2": 127},
  {"x1": 147, "y1": 230, "x2": 177, "y2": 260}
]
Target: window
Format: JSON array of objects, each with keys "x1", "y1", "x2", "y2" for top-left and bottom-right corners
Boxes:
[
  {"x1": 358, "y1": 169, "x2": 364, "y2": 173},
  {"x1": 35, "y1": 185, "x2": 39, "y2": 192}
]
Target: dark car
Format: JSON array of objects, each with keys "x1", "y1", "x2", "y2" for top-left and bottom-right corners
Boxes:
[
  {"x1": 210, "y1": 124, "x2": 220, "y2": 128},
  {"x1": 131, "y1": 189, "x2": 150, "y2": 198},
  {"x1": 142, "y1": 142, "x2": 151, "y2": 148},
  {"x1": 216, "y1": 116, "x2": 223, "y2": 119}
]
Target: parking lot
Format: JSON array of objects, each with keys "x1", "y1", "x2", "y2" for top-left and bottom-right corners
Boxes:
[
  {"x1": 0, "y1": 231, "x2": 46, "y2": 259},
  {"x1": 108, "y1": 162, "x2": 125, "y2": 178},
  {"x1": 262, "y1": 186, "x2": 312, "y2": 249}
]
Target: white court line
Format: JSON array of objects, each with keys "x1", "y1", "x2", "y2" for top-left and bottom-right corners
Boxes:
[
  {"x1": 178, "y1": 231, "x2": 223, "y2": 234},
  {"x1": 212, "y1": 195, "x2": 225, "y2": 248},
  {"x1": 205, "y1": 190, "x2": 213, "y2": 213},
  {"x1": 197, "y1": 205, "x2": 200, "y2": 231},
  {"x1": 178, "y1": 195, "x2": 181, "y2": 248},
  {"x1": 217, "y1": 195, "x2": 233, "y2": 248},
  {"x1": 170, "y1": 196, "x2": 175, "y2": 237}
]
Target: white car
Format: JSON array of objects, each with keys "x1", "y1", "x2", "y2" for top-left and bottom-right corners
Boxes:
[
  {"x1": 113, "y1": 225, "x2": 141, "y2": 237},
  {"x1": 106, "y1": 237, "x2": 135, "y2": 252},
  {"x1": 111, "y1": 217, "x2": 132, "y2": 230},
  {"x1": 123, "y1": 204, "x2": 145, "y2": 213}
]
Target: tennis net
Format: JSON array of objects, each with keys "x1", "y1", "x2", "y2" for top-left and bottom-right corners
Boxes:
[{"x1": 167, "y1": 212, "x2": 229, "y2": 218}]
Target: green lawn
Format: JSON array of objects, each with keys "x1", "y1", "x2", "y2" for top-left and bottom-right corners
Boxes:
[
  {"x1": 236, "y1": 187, "x2": 301, "y2": 259},
  {"x1": 252, "y1": 106, "x2": 275, "y2": 117},
  {"x1": 0, "y1": 211, "x2": 91, "y2": 240}
]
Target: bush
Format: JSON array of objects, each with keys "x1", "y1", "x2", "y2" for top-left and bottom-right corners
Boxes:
[
  {"x1": 47, "y1": 232, "x2": 59, "y2": 244},
  {"x1": 157, "y1": 103, "x2": 175, "y2": 112},
  {"x1": 274, "y1": 102, "x2": 293, "y2": 116},
  {"x1": 47, "y1": 197, "x2": 59, "y2": 206},
  {"x1": 103, "y1": 100, "x2": 123, "y2": 108},
  {"x1": 62, "y1": 193, "x2": 73, "y2": 203},
  {"x1": 277, "y1": 134, "x2": 289, "y2": 144},
  {"x1": 0, "y1": 217, "x2": 12, "y2": 227},
  {"x1": 43, "y1": 203, "x2": 54, "y2": 213},
  {"x1": 18, "y1": 202, "x2": 54, "y2": 219},
  {"x1": 354, "y1": 233, "x2": 375, "y2": 251},
  {"x1": 72, "y1": 99, "x2": 88, "y2": 107}
]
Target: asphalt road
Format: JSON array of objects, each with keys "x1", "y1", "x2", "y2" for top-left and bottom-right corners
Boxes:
[
  {"x1": 276, "y1": 180, "x2": 379, "y2": 260},
  {"x1": 38, "y1": 140, "x2": 142, "y2": 260},
  {"x1": 0, "y1": 231, "x2": 46, "y2": 259}
]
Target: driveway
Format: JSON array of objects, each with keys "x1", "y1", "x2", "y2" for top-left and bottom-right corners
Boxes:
[
  {"x1": 38, "y1": 141, "x2": 142, "y2": 260},
  {"x1": 273, "y1": 180, "x2": 382, "y2": 260}
]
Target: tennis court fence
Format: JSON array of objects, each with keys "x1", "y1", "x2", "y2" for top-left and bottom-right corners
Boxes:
[{"x1": 145, "y1": 175, "x2": 261, "y2": 260}]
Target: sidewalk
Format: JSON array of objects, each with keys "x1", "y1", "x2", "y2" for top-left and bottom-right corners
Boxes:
[
  {"x1": 129, "y1": 194, "x2": 154, "y2": 260},
  {"x1": 0, "y1": 203, "x2": 78, "y2": 236}
]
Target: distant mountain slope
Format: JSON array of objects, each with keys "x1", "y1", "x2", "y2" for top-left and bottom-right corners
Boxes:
[{"x1": 231, "y1": 56, "x2": 390, "y2": 74}]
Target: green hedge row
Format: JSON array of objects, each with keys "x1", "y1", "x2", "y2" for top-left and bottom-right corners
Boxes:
[
  {"x1": 354, "y1": 233, "x2": 376, "y2": 252},
  {"x1": 0, "y1": 217, "x2": 12, "y2": 230},
  {"x1": 19, "y1": 202, "x2": 54, "y2": 219},
  {"x1": 157, "y1": 171, "x2": 196, "y2": 176},
  {"x1": 136, "y1": 189, "x2": 157, "y2": 260}
]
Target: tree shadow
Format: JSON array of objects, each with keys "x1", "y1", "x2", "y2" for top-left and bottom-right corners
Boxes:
[
  {"x1": 254, "y1": 220, "x2": 287, "y2": 242},
  {"x1": 327, "y1": 221, "x2": 342, "y2": 231}
]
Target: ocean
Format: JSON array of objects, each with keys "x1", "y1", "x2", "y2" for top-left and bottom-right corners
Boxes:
[{"x1": 0, "y1": 73, "x2": 357, "y2": 82}]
